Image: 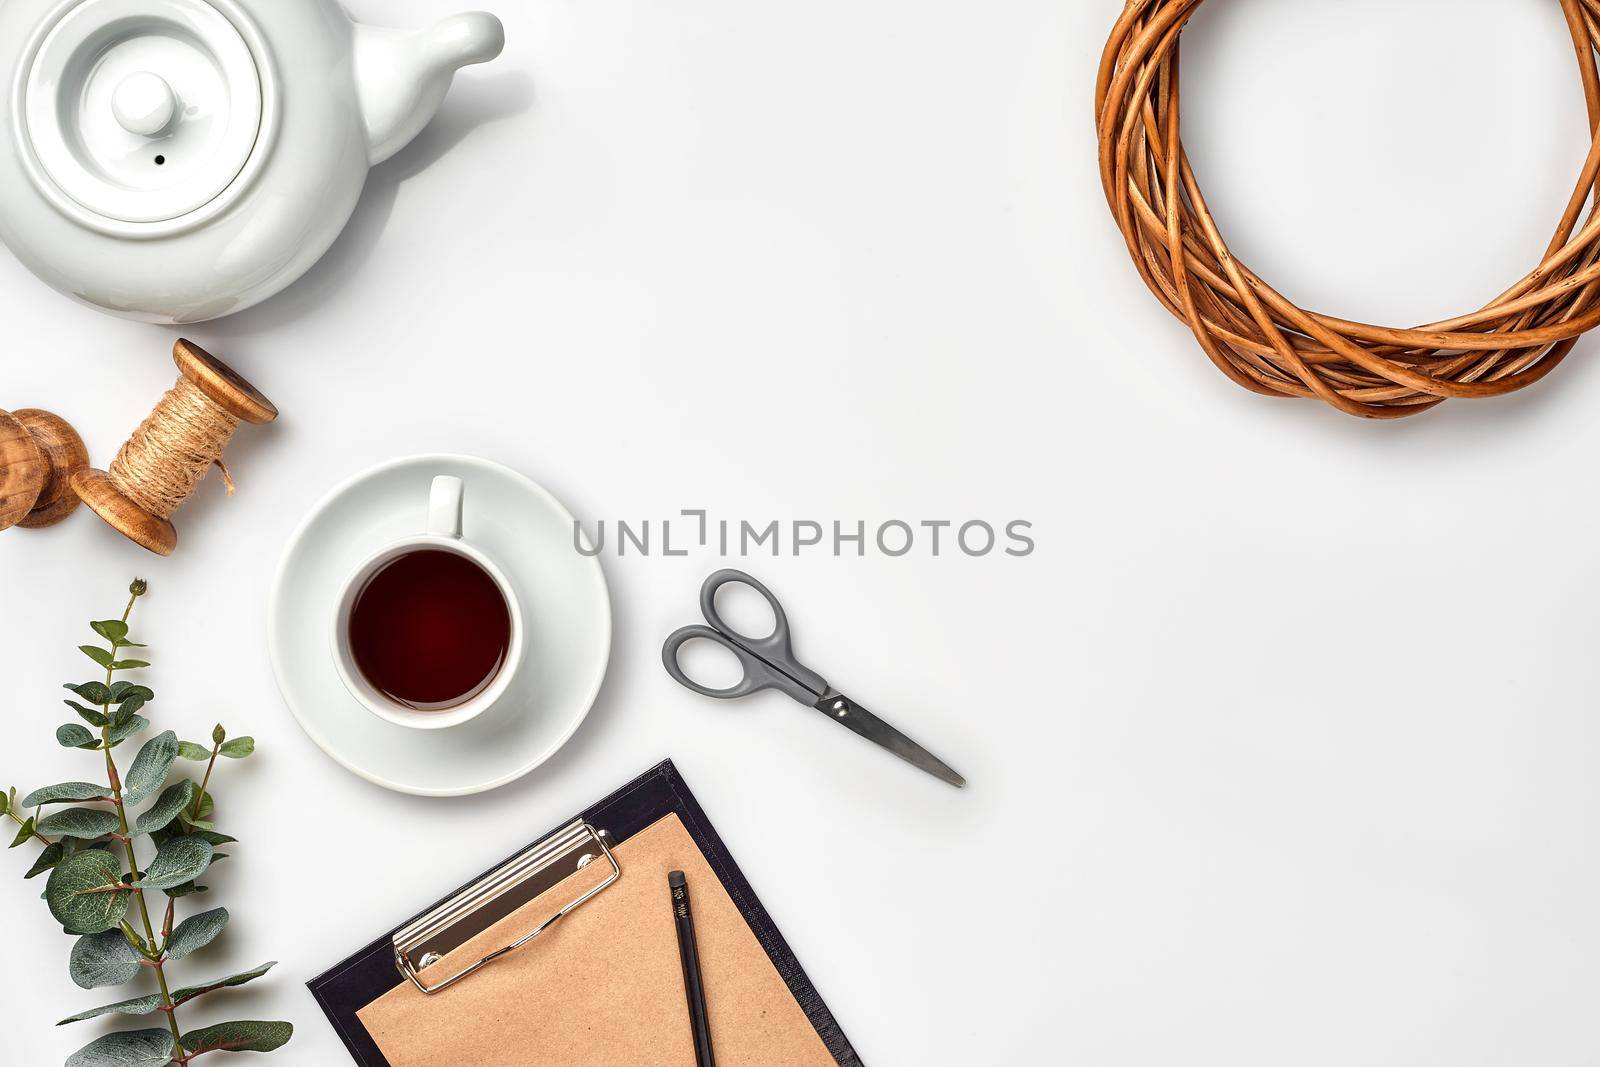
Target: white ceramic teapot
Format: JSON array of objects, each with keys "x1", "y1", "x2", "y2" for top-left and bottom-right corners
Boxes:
[{"x1": 0, "y1": 0, "x2": 505, "y2": 323}]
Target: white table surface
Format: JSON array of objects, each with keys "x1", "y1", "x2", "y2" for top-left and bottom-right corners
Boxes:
[{"x1": 5, "y1": 1, "x2": 1600, "y2": 1063}]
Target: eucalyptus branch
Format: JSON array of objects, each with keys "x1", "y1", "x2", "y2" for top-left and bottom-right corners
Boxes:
[
  {"x1": 89, "y1": 582, "x2": 185, "y2": 1056},
  {"x1": 2, "y1": 579, "x2": 291, "y2": 1067},
  {"x1": 186, "y1": 736, "x2": 221, "y2": 825}
]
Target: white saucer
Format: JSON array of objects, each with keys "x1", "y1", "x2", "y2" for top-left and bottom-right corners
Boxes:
[{"x1": 268, "y1": 455, "x2": 611, "y2": 796}]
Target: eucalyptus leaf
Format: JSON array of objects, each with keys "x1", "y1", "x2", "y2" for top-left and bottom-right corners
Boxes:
[
  {"x1": 131, "y1": 834, "x2": 212, "y2": 890},
  {"x1": 69, "y1": 929, "x2": 143, "y2": 989},
  {"x1": 111, "y1": 659, "x2": 151, "y2": 670},
  {"x1": 194, "y1": 831, "x2": 237, "y2": 846},
  {"x1": 166, "y1": 906, "x2": 228, "y2": 961},
  {"x1": 25, "y1": 841, "x2": 64, "y2": 879},
  {"x1": 64, "y1": 681, "x2": 113, "y2": 704},
  {"x1": 179, "y1": 790, "x2": 215, "y2": 831},
  {"x1": 111, "y1": 695, "x2": 146, "y2": 725},
  {"x1": 133, "y1": 780, "x2": 198, "y2": 836},
  {"x1": 164, "y1": 880, "x2": 209, "y2": 898},
  {"x1": 90, "y1": 620, "x2": 129, "y2": 644},
  {"x1": 57, "y1": 992, "x2": 163, "y2": 1025},
  {"x1": 77, "y1": 645, "x2": 114, "y2": 668},
  {"x1": 107, "y1": 716, "x2": 149, "y2": 746},
  {"x1": 21, "y1": 782, "x2": 112, "y2": 807},
  {"x1": 0, "y1": 789, "x2": 8, "y2": 816},
  {"x1": 45, "y1": 849, "x2": 131, "y2": 934},
  {"x1": 64, "y1": 700, "x2": 108, "y2": 727},
  {"x1": 178, "y1": 741, "x2": 211, "y2": 761},
  {"x1": 37, "y1": 807, "x2": 119, "y2": 841},
  {"x1": 219, "y1": 736, "x2": 256, "y2": 759},
  {"x1": 172, "y1": 960, "x2": 276, "y2": 1006},
  {"x1": 178, "y1": 1020, "x2": 293, "y2": 1057},
  {"x1": 64, "y1": 1028, "x2": 174, "y2": 1067},
  {"x1": 56, "y1": 724, "x2": 98, "y2": 749},
  {"x1": 109, "y1": 682, "x2": 153, "y2": 704},
  {"x1": 122, "y1": 730, "x2": 178, "y2": 805},
  {"x1": 9, "y1": 816, "x2": 35, "y2": 848}
]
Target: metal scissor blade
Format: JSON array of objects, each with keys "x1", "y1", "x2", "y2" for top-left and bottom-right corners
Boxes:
[{"x1": 813, "y1": 693, "x2": 966, "y2": 787}]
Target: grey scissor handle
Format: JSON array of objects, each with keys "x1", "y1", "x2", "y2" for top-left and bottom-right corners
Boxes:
[{"x1": 660, "y1": 570, "x2": 828, "y2": 704}]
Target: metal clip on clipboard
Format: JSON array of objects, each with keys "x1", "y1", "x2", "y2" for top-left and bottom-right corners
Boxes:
[{"x1": 392, "y1": 821, "x2": 621, "y2": 995}]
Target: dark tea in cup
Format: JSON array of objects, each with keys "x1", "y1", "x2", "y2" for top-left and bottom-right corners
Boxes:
[{"x1": 346, "y1": 548, "x2": 512, "y2": 711}]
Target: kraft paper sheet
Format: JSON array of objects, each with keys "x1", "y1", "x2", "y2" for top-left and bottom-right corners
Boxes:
[{"x1": 357, "y1": 814, "x2": 836, "y2": 1066}]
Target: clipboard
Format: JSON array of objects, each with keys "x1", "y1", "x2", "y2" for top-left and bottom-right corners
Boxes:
[{"x1": 308, "y1": 759, "x2": 863, "y2": 1066}]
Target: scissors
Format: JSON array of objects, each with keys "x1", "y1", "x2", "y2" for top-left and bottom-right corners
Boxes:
[{"x1": 661, "y1": 570, "x2": 966, "y2": 787}]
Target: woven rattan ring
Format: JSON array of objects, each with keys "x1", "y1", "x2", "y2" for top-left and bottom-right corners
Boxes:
[{"x1": 1097, "y1": 0, "x2": 1600, "y2": 418}]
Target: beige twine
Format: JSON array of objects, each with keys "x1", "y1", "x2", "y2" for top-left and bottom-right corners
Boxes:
[{"x1": 108, "y1": 377, "x2": 239, "y2": 520}]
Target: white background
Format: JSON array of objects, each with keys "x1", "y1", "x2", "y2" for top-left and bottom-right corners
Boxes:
[{"x1": 4, "y1": 0, "x2": 1600, "y2": 1063}]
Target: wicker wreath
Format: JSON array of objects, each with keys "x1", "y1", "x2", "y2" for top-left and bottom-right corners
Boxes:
[{"x1": 1097, "y1": 0, "x2": 1600, "y2": 418}]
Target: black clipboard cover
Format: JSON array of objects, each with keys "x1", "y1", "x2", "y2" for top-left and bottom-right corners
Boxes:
[{"x1": 307, "y1": 759, "x2": 863, "y2": 1066}]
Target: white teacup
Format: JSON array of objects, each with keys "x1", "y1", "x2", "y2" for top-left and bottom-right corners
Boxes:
[{"x1": 331, "y1": 475, "x2": 523, "y2": 730}]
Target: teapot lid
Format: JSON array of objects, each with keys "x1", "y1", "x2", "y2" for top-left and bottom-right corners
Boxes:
[{"x1": 19, "y1": 0, "x2": 275, "y2": 232}]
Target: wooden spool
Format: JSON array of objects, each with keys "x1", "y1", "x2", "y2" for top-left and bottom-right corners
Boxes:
[
  {"x1": 0, "y1": 408, "x2": 88, "y2": 532},
  {"x1": 73, "y1": 339, "x2": 277, "y2": 556}
]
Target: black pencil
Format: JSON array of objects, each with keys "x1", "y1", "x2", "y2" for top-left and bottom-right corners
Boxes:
[{"x1": 669, "y1": 870, "x2": 716, "y2": 1067}]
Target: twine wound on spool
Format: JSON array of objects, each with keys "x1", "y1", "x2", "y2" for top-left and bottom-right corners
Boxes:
[
  {"x1": 109, "y1": 374, "x2": 242, "y2": 520},
  {"x1": 74, "y1": 339, "x2": 276, "y2": 556}
]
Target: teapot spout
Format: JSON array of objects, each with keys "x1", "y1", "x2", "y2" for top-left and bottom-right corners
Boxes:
[{"x1": 355, "y1": 12, "x2": 506, "y2": 166}]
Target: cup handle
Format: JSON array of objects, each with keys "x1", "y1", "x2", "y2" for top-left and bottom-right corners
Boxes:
[{"x1": 428, "y1": 476, "x2": 464, "y2": 539}]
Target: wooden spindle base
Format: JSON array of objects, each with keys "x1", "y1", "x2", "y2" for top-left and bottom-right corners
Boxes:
[
  {"x1": 71, "y1": 468, "x2": 178, "y2": 556},
  {"x1": 0, "y1": 407, "x2": 87, "y2": 532}
]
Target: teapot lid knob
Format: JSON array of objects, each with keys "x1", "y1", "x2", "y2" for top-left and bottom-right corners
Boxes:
[{"x1": 112, "y1": 71, "x2": 178, "y2": 138}]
